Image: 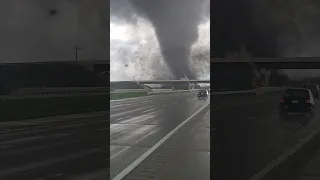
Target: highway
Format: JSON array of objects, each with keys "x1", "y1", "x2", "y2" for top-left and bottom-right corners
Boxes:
[
  {"x1": 0, "y1": 111, "x2": 108, "y2": 180},
  {"x1": 3, "y1": 89, "x2": 317, "y2": 180},
  {"x1": 110, "y1": 92, "x2": 210, "y2": 179},
  {"x1": 212, "y1": 92, "x2": 320, "y2": 180}
]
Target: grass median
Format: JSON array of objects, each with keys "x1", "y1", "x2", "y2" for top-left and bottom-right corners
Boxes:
[
  {"x1": 110, "y1": 91, "x2": 148, "y2": 100},
  {"x1": 0, "y1": 95, "x2": 108, "y2": 121}
]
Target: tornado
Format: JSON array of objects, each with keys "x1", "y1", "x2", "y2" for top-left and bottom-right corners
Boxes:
[{"x1": 130, "y1": 0, "x2": 207, "y2": 79}]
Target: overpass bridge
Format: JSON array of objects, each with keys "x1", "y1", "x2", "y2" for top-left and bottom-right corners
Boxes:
[
  {"x1": 212, "y1": 57, "x2": 320, "y2": 69},
  {"x1": 212, "y1": 57, "x2": 320, "y2": 87},
  {"x1": 112, "y1": 79, "x2": 210, "y2": 91},
  {"x1": 136, "y1": 80, "x2": 210, "y2": 84}
]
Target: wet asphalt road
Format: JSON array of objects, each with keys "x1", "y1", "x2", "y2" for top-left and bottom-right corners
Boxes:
[
  {"x1": 110, "y1": 92, "x2": 209, "y2": 179},
  {"x1": 123, "y1": 106, "x2": 210, "y2": 180},
  {"x1": 2, "y1": 91, "x2": 319, "y2": 180},
  {"x1": 0, "y1": 111, "x2": 108, "y2": 180},
  {"x1": 212, "y1": 93, "x2": 320, "y2": 180}
]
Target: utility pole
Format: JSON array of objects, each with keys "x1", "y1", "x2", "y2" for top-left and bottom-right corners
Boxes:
[{"x1": 74, "y1": 45, "x2": 82, "y2": 62}]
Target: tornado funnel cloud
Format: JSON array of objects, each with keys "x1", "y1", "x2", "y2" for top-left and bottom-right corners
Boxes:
[
  {"x1": 130, "y1": 0, "x2": 205, "y2": 79},
  {"x1": 162, "y1": 47, "x2": 195, "y2": 79}
]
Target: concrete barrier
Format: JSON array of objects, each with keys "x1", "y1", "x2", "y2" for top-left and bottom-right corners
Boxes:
[
  {"x1": 0, "y1": 93, "x2": 108, "y2": 101},
  {"x1": 211, "y1": 87, "x2": 287, "y2": 96},
  {"x1": 112, "y1": 89, "x2": 183, "y2": 93},
  {"x1": 147, "y1": 89, "x2": 198, "y2": 95},
  {"x1": 5, "y1": 87, "x2": 286, "y2": 100},
  {"x1": 112, "y1": 89, "x2": 146, "y2": 93}
]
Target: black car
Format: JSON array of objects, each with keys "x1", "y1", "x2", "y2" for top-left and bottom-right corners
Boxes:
[
  {"x1": 305, "y1": 84, "x2": 320, "y2": 98},
  {"x1": 198, "y1": 89, "x2": 208, "y2": 98},
  {"x1": 279, "y1": 88, "x2": 316, "y2": 116}
]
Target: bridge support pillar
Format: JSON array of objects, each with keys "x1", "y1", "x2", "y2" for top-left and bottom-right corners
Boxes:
[
  {"x1": 136, "y1": 82, "x2": 152, "y2": 92},
  {"x1": 261, "y1": 69, "x2": 271, "y2": 87},
  {"x1": 189, "y1": 83, "x2": 195, "y2": 90}
]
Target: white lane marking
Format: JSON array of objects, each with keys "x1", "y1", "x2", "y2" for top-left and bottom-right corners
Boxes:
[
  {"x1": 52, "y1": 134, "x2": 70, "y2": 138},
  {"x1": 111, "y1": 104, "x2": 131, "y2": 108},
  {"x1": 116, "y1": 112, "x2": 157, "y2": 124},
  {"x1": 110, "y1": 146, "x2": 131, "y2": 159},
  {"x1": 0, "y1": 149, "x2": 101, "y2": 177},
  {"x1": 96, "y1": 128, "x2": 109, "y2": 132},
  {"x1": 0, "y1": 136, "x2": 46, "y2": 146},
  {"x1": 173, "y1": 102, "x2": 178, "y2": 104},
  {"x1": 143, "y1": 108, "x2": 156, "y2": 113},
  {"x1": 246, "y1": 117, "x2": 257, "y2": 120},
  {"x1": 0, "y1": 120, "x2": 106, "y2": 137},
  {"x1": 248, "y1": 126, "x2": 320, "y2": 180},
  {"x1": 140, "y1": 100, "x2": 150, "y2": 103},
  {"x1": 110, "y1": 96, "x2": 153, "y2": 102},
  {"x1": 110, "y1": 107, "x2": 146, "y2": 118},
  {"x1": 115, "y1": 118, "x2": 124, "y2": 121},
  {"x1": 51, "y1": 173, "x2": 64, "y2": 178},
  {"x1": 0, "y1": 144, "x2": 13, "y2": 148},
  {"x1": 111, "y1": 101, "x2": 210, "y2": 180}
]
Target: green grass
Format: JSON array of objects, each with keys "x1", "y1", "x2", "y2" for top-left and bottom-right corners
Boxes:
[
  {"x1": 110, "y1": 91, "x2": 148, "y2": 100},
  {"x1": 0, "y1": 95, "x2": 108, "y2": 121}
]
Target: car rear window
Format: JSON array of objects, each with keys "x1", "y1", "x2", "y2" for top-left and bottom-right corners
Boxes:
[
  {"x1": 199, "y1": 90, "x2": 207, "y2": 93},
  {"x1": 283, "y1": 89, "x2": 309, "y2": 98}
]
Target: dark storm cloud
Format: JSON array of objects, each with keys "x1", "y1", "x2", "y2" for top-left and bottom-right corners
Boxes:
[
  {"x1": 110, "y1": 0, "x2": 209, "y2": 80},
  {"x1": 110, "y1": 0, "x2": 140, "y2": 24},
  {"x1": 128, "y1": 0, "x2": 208, "y2": 79},
  {"x1": 0, "y1": 0, "x2": 107, "y2": 63},
  {"x1": 212, "y1": 0, "x2": 320, "y2": 58},
  {"x1": 212, "y1": 0, "x2": 279, "y2": 57}
]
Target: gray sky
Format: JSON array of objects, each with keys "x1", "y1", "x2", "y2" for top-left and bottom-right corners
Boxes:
[
  {"x1": 0, "y1": 0, "x2": 107, "y2": 63},
  {"x1": 110, "y1": 0, "x2": 210, "y2": 81}
]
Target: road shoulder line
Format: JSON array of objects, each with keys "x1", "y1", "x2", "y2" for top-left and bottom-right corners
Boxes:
[
  {"x1": 111, "y1": 100, "x2": 210, "y2": 180},
  {"x1": 249, "y1": 124, "x2": 320, "y2": 180}
]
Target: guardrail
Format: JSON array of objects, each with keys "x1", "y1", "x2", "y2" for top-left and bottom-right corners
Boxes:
[
  {"x1": 5, "y1": 86, "x2": 286, "y2": 100},
  {"x1": 150, "y1": 89, "x2": 176, "y2": 92},
  {"x1": 0, "y1": 92, "x2": 108, "y2": 101},
  {"x1": 112, "y1": 89, "x2": 199, "y2": 93},
  {"x1": 112, "y1": 89, "x2": 180, "y2": 93},
  {"x1": 211, "y1": 87, "x2": 287, "y2": 96},
  {"x1": 112, "y1": 89, "x2": 146, "y2": 93},
  {"x1": 147, "y1": 89, "x2": 198, "y2": 95},
  {"x1": 10, "y1": 87, "x2": 109, "y2": 97}
]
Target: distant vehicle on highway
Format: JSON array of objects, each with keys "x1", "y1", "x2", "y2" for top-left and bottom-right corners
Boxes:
[
  {"x1": 305, "y1": 84, "x2": 320, "y2": 98},
  {"x1": 198, "y1": 89, "x2": 208, "y2": 98},
  {"x1": 279, "y1": 88, "x2": 316, "y2": 116}
]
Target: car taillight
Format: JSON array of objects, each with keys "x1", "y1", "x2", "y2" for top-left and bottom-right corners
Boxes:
[
  {"x1": 306, "y1": 99, "x2": 311, "y2": 104},
  {"x1": 280, "y1": 99, "x2": 284, "y2": 103}
]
